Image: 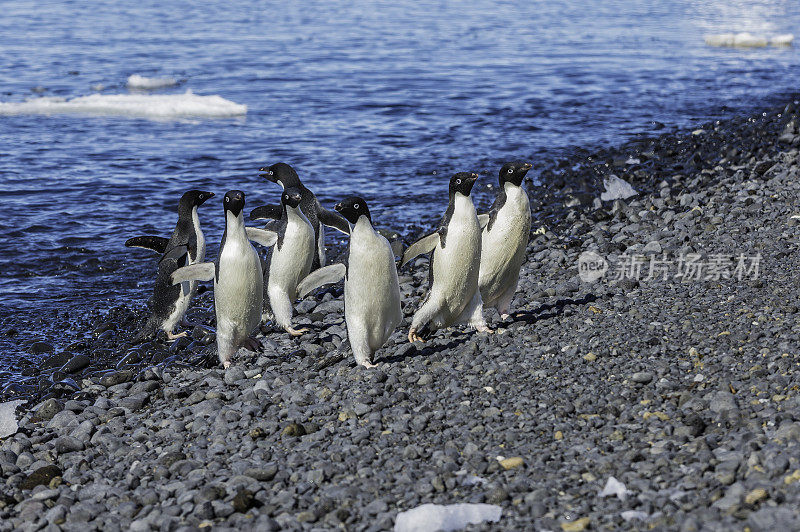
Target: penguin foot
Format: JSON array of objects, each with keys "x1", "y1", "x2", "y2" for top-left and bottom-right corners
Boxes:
[
  {"x1": 500, "y1": 313, "x2": 511, "y2": 321},
  {"x1": 475, "y1": 324, "x2": 495, "y2": 334},
  {"x1": 360, "y1": 361, "x2": 378, "y2": 368},
  {"x1": 286, "y1": 327, "x2": 309, "y2": 337},
  {"x1": 167, "y1": 330, "x2": 187, "y2": 341},
  {"x1": 222, "y1": 360, "x2": 232, "y2": 369},
  {"x1": 408, "y1": 330, "x2": 425, "y2": 343}
]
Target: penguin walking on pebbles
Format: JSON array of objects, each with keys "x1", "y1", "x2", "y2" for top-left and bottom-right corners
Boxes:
[
  {"x1": 477, "y1": 161, "x2": 532, "y2": 319},
  {"x1": 258, "y1": 187, "x2": 317, "y2": 336},
  {"x1": 297, "y1": 197, "x2": 402, "y2": 367},
  {"x1": 125, "y1": 190, "x2": 214, "y2": 341},
  {"x1": 172, "y1": 190, "x2": 273, "y2": 368},
  {"x1": 250, "y1": 162, "x2": 350, "y2": 270},
  {"x1": 401, "y1": 172, "x2": 492, "y2": 342}
]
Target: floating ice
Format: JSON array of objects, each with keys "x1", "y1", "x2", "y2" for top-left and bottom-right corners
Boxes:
[
  {"x1": 394, "y1": 503, "x2": 502, "y2": 532},
  {"x1": 0, "y1": 90, "x2": 246, "y2": 119},
  {"x1": 600, "y1": 174, "x2": 637, "y2": 201},
  {"x1": 704, "y1": 33, "x2": 793, "y2": 48},
  {"x1": 599, "y1": 476, "x2": 630, "y2": 500},
  {"x1": 127, "y1": 74, "x2": 178, "y2": 89},
  {"x1": 0, "y1": 400, "x2": 25, "y2": 439}
]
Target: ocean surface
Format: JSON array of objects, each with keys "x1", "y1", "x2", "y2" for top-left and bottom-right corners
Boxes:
[{"x1": 1, "y1": 0, "x2": 799, "y2": 368}]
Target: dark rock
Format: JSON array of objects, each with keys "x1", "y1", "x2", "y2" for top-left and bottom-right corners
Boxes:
[{"x1": 20, "y1": 465, "x2": 62, "y2": 490}]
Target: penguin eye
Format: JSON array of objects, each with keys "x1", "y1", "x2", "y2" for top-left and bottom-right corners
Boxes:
[
  {"x1": 224, "y1": 197, "x2": 229, "y2": 203},
  {"x1": 507, "y1": 168, "x2": 514, "y2": 174},
  {"x1": 354, "y1": 203, "x2": 360, "y2": 209},
  {"x1": 456, "y1": 179, "x2": 462, "y2": 185}
]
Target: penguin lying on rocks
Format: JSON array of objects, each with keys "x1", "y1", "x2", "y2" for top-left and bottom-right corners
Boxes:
[
  {"x1": 297, "y1": 197, "x2": 402, "y2": 367},
  {"x1": 401, "y1": 172, "x2": 492, "y2": 343},
  {"x1": 125, "y1": 190, "x2": 214, "y2": 341}
]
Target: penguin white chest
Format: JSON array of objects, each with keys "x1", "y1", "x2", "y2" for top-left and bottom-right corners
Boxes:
[
  {"x1": 479, "y1": 185, "x2": 531, "y2": 303},
  {"x1": 430, "y1": 194, "x2": 481, "y2": 317},
  {"x1": 269, "y1": 213, "x2": 315, "y2": 297},
  {"x1": 344, "y1": 222, "x2": 403, "y2": 351},
  {"x1": 215, "y1": 237, "x2": 263, "y2": 337}
]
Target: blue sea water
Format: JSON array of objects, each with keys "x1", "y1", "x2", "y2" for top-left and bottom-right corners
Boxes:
[{"x1": 0, "y1": 0, "x2": 799, "y2": 357}]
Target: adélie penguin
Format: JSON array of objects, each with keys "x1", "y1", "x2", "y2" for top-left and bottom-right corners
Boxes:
[
  {"x1": 401, "y1": 172, "x2": 492, "y2": 343},
  {"x1": 171, "y1": 190, "x2": 272, "y2": 368},
  {"x1": 297, "y1": 197, "x2": 402, "y2": 367},
  {"x1": 258, "y1": 187, "x2": 316, "y2": 336},
  {"x1": 250, "y1": 162, "x2": 350, "y2": 269},
  {"x1": 477, "y1": 161, "x2": 532, "y2": 319},
  {"x1": 125, "y1": 189, "x2": 214, "y2": 341}
]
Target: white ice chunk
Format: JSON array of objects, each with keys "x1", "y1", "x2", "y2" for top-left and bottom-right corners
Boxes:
[
  {"x1": 600, "y1": 175, "x2": 637, "y2": 201},
  {"x1": 599, "y1": 476, "x2": 630, "y2": 500},
  {"x1": 394, "y1": 503, "x2": 502, "y2": 532},
  {"x1": 621, "y1": 510, "x2": 648, "y2": 521},
  {"x1": 770, "y1": 34, "x2": 794, "y2": 46},
  {"x1": 705, "y1": 32, "x2": 790, "y2": 48},
  {"x1": 0, "y1": 91, "x2": 246, "y2": 119},
  {"x1": 733, "y1": 33, "x2": 767, "y2": 48},
  {"x1": 127, "y1": 74, "x2": 178, "y2": 89},
  {"x1": 0, "y1": 400, "x2": 25, "y2": 439}
]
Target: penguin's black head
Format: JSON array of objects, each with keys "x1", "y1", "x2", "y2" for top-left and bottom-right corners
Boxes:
[
  {"x1": 281, "y1": 187, "x2": 303, "y2": 209},
  {"x1": 449, "y1": 172, "x2": 479, "y2": 197},
  {"x1": 223, "y1": 190, "x2": 246, "y2": 217},
  {"x1": 259, "y1": 162, "x2": 301, "y2": 188},
  {"x1": 178, "y1": 190, "x2": 215, "y2": 213},
  {"x1": 499, "y1": 161, "x2": 532, "y2": 187},
  {"x1": 335, "y1": 196, "x2": 371, "y2": 224}
]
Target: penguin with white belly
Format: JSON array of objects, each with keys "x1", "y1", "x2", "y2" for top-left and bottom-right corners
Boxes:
[
  {"x1": 258, "y1": 187, "x2": 317, "y2": 336},
  {"x1": 477, "y1": 161, "x2": 532, "y2": 320},
  {"x1": 297, "y1": 196, "x2": 402, "y2": 367},
  {"x1": 401, "y1": 172, "x2": 492, "y2": 343},
  {"x1": 125, "y1": 189, "x2": 214, "y2": 341},
  {"x1": 250, "y1": 162, "x2": 350, "y2": 270},
  {"x1": 171, "y1": 190, "x2": 274, "y2": 368}
]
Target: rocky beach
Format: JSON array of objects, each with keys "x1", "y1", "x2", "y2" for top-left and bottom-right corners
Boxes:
[{"x1": 3, "y1": 96, "x2": 800, "y2": 530}]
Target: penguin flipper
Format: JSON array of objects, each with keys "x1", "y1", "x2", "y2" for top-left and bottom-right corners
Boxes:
[
  {"x1": 477, "y1": 214, "x2": 490, "y2": 229},
  {"x1": 125, "y1": 235, "x2": 169, "y2": 254},
  {"x1": 297, "y1": 264, "x2": 346, "y2": 299},
  {"x1": 318, "y1": 207, "x2": 350, "y2": 235},
  {"x1": 400, "y1": 233, "x2": 440, "y2": 268},
  {"x1": 250, "y1": 204, "x2": 282, "y2": 221},
  {"x1": 245, "y1": 227, "x2": 278, "y2": 248},
  {"x1": 171, "y1": 262, "x2": 215, "y2": 285}
]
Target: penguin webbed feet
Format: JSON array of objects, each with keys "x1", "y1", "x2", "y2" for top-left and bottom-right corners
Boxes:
[
  {"x1": 408, "y1": 325, "x2": 432, "y2": 343},
  {"x1": 166, "y1": 330, "x2": 188, "y2": 341},
  {"x1": 286, "y1": 327, "x2": 309, "y2": 337}
]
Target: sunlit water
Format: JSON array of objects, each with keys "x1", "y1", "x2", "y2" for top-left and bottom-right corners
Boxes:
[{"x1": 1, "y1": 0, "x2": 798, "y2": 364}]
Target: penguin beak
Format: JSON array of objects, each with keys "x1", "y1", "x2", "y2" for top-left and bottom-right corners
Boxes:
[
  {"x1": 522, "y1": 163, "x2": 532, "y2": 171},
  {"x1": 258, "y1": 166, "x2": 278, "y2": 183},
  {"x1": 198, "y1": 191, "x2": 215, "y2": 205},
  {"x1": 334, "y1": 202, "x2": 343, "y2": 212},
  {"x1": 468, "y1": 173, "x2": 479, "y2": 184}
]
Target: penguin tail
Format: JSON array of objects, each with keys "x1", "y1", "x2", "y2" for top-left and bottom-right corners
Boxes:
[{"x1": 132, "y1": 317, "x2": 159, "y2": 344}]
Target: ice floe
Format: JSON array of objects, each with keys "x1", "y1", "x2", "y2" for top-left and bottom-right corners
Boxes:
[
  {"x1": 705, "y1": 33, "x2": 793, "y2": 48},
  {"x1": 127, "y1": 74, "x2": 178, "y2": 89},
  {"x1": 0, "y1": 90, "x2": 246, "y2": 119},
  {"x1": 394, "y1": 503, "x2": 502, "y2": 532}
]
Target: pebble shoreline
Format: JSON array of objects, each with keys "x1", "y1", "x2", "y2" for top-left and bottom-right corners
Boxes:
[{"x1": 3, "y1": 97, "x2": 800, "y2": 530}]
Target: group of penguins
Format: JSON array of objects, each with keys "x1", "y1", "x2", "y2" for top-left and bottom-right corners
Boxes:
[{"x1": 125, "y1": 161, "x2": 532, "y2": 368}]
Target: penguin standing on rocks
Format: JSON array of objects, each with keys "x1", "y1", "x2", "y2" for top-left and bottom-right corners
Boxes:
[
  {"x1": 250, "y1": 162, "x2": 350, "y2": 269},
  {"x1": 401, "y1": 172, "x2": 492, "y2": 342},
  {"x1": 477, "y1": 161, "x2": 532, "y2": 320},
  {"x1": 258, "y1": 187, "x2": 317, "y2": 336},
  {"x1": 172, "y1": 190, "x2": 274, "y2": 368},
  {"x1": 297, "y1": 197, "x2": 402, "y2": 367},
  {"x1": 125, "y1": 189, "x2": 214, "y2": 341}
]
